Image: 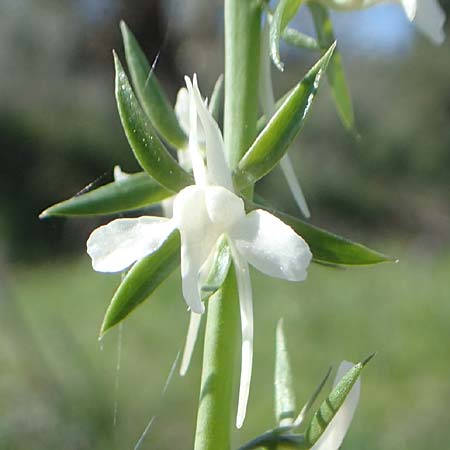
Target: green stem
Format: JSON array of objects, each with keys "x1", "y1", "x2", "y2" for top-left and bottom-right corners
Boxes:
[
  {"x1": 224, "y1": 0, "x2": 262, "y2": 170},
  {"x1": 194, "y1": 3, "x2": 261, "y2": 449},
  {"x1": 194, "y1": 268, "x2": 240, "y2": 450}
]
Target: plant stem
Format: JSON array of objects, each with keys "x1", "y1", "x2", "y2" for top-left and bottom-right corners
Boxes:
[
  {"x1": 194, "y1": 268, "x2": 240, "y2": 450},
  {"x1": 194, "y1": 3, "x2": 261, "y2": 449},
  {"x1": 224, "y1": 0, "x2": 262, "y2": 170}
]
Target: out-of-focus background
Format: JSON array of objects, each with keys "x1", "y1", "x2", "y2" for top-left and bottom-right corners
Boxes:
[{"x1": 1, "y1": 1, "x2": 449, "y2": 449}]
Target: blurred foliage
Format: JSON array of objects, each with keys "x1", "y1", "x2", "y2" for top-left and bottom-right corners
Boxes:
[{"x1": 1, "y1": 243, "x2": 449, "y2": 449}]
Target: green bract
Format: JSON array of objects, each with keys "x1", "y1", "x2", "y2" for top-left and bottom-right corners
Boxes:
[
  {"x1": 309, "y1": 3, "x2": 355, "y2": 131},
  {"x1": 100, "y1": 230, "x2": 181, "y2": 336},
  {"x1": 304, "y1": 354, "x2": 375, "y2": 446},
  {"x1": 39, "y1": 172, "x2": 171, "y2": 218},
  {"x1": 114, "y1": 52, "x2": 193, "y2": 192},
  {"x1": 234, "y1": 44, "x2": 335, "y2": 190},
  {"x1": 275, "y1": 319, "x2": 297, "y2": 425},
  {"x1": 120, "y1": 21, "x2": 188, "y2": 149},
  {"x1": 270, "y1": 0, "x2": 303, "y2": 71}
]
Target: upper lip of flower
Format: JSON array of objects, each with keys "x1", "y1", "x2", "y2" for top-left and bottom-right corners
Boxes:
[{"x1": 86, "y1": 73, "x2": 312, "y2": 428}]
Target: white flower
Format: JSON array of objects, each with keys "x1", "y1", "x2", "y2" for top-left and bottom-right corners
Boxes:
[
  {"x1": 260, "y1": 21, "x2": 311, "y2": 219},
  {"x1": 315, "y1": 0, "x2": 446, "y2": 45},
  {"x1": 86, "y1": 75, "x2": 312, "y2": 428},
  {"x1": 311, "y1": 361, "x2": 361, "y2": 450}
]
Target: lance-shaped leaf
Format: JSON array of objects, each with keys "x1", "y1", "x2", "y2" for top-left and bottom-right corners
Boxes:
[
  {"x1": 235, "y1": 44, "x2": 335, "y2": 191},
  {"x1": 100, "y1": 230, "x2": 180, "y2": 336},
  {"x1": 114, "y1": 52, "x2": 193, "y2": 192},
  {"x1": 270, "y1": 0, "x2": 304, "y2": 71},
  {"x1": 275, "y1": 209, "x2": 392, "y2": 266},
  {"x1": 309, "y1": 4, "x2": 355, "y2": 131},
  {"x1": 248, "y1": 198, "x2": 393, "y2": 266},
  {"x1": 304, "y1": 354, "x2": 374, "y2": 447},
  {"x1": 200, "y1": 234, "x2": 232, "y2": 299},
  {"x1": 275, "y1": 319, "x2": 297, "y2": 426},
  {"x1": 120, "y1": 21, "x2": 188, "y2": 149},
  {"x1": 39, "y1": 172, "x2": 172, "y2": 218}
]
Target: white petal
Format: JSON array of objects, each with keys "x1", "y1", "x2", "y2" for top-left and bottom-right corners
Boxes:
[
  {"x1": 113, "y1": 165, "x2": 130, "y2": 182},
  {"x1": 87, "y1": 217, "x2": 175, "y2": 273},
  {"x1": 312, "y1": 361, "x2": 361, "y2": 450},
  {"x1": 401, "y1": 0, "x2": 417, "y2": 20},
  {"x1": 174, "y1": 87, "x2": 190, "y2": 135},
  {"x1": 229, "y1": 244, "x2": 254, "y2": 429},
  {"x1": 185, "y1": 76, "x2": 207, "y2": 186},
  {"x1": 204, "y1": 186, "x2": 246, "y2": 230},
  {"x1": 180, "y1": 312, "x2": 202, "y2": 376},
  {"x1": 231, "y1": 210, "x2": 312, "y2": 281},
  {"x1": 173, "y1": 186, "x2": 214, "y2": 314},
  {"x1": 280, "y1": 155, "x2": 311, "y2": 218},
  {"x1": 411, "y1": 0, "x2": 446, "y2": 45},
  {"x1": 190, "y1": 75, "x2": 234, "y2": 191}
]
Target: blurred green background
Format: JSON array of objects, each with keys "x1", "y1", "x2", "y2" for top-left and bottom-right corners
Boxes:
[{"x1": 0, "y1": 1, "x2": 449, "y2": 449}]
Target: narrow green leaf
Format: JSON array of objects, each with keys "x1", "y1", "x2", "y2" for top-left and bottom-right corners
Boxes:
[
  {"x1": 304, "y1": 354, "x2": 375, "y2": 446},
  {"x1": 200, "y1": 235, "x2": 232, "y2": 299},
  {"x1": 114, "y1": 52, "x2": 193, "y2": 192},
  {"x1": 235, "y1": 44, "x2": 335, "y2": 190},
  {"x1": 100, "y1": 231, "x2": 181, "y2": 336},
  {"x1": 275, "y1": 319, "x2": 297, "y2": 425},
  {"x1": 249, "y1": 197, "x2": 393, "y2": 266},
  {"x1": 282, "y1": 26, "x2": 320, "y2": 51},
  {"x1": 208, "y1": 74, "x2": 224, "y2": 122},
  {"x1": 39, "y1": 172, "x2": 172, "y2": 218},
  {"x1": 120, "y1": 21, "x2": 188, "y2": 149},
  {"x1": 309, "y1": 4, "x2": 355, "y2": 131},
  {"x1": 274, "y1": 208, "x2": 393, "y2": 266},
  {"x1": 294, "y1": 367, "x2": 332, "y2": 427},
  {"x1": 270, "y1": 0, "x2": 304, "y2": 71}
]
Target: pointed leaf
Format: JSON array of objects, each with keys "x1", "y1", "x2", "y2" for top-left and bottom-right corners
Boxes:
[
  {"x1": 200, "y1": 234, "x2": 232, "y2": 299},
  {"x1": 114, "y1": 52, "x2": 193, "y2": 192},
  {"x1": 309, "y1": 4, "x2": 355, "y2": 131},
  {"x1": 304, "y1": 354, "x2": 374, "y2": 446},
  {"x1": 120, "y1": 21, "x2": 188, "y2": 149},
  {"x1": 250, "y1": 198, "x2": 393, "y2": 266},
  {"x1": 294, "y1": 367, "x2": 332, "y2": 427},
  {"x1": 40, "y1": 172, "x2": 172, "y2": 218},
  {"x1": 208, "y1": 74, "x2": 224, "y2": 122},
  {"x1": 275, "y1": 319, "x2": 297, "y2": 425},
  {"x1": 270, "y1": 0, "x2": 304, "y2": 71},
  {"x1": 100, "y1": 230, "x2": 180, "y2": 336},
  {"x1": 235, "y1": 45, "x2": 335, "y2": 190}
]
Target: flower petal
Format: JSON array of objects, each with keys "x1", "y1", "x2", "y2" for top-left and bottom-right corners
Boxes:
[
  {"x1": 231, "y1": 210, "x2": 312, "y2": 281},
  {"x1": 190, "y1": 75, "x2": 234, "y2": 191},
  {"x1": 174, "y1": 87, "x2": 190, "y2": 135},
  {"x1": 311, "y1": 361, "x2": 360, "y2": 450},
  {"x1": 229, "y1": 244, "x2": 254, "y2": 429},
  {"x1": 204, "y1": 186, "x2": 246, "y2": 231},
  {"x1": 87, "y1": 217, "x2": 175, "y2": 273},
  {"x1": 411, "y1": 0, "x2": 446, "y2": 45},
  {"x1": 174, "y1": 186, "x2": 214, "y2": 314},
  {"x1": 184, "y1": 76, "x2": 207, "y2": 186},
  {"x1": 180, "y1": 312, "x2": 202, "y2": 376},
  {"x1": 280, "y1": 154, "x2": 311, "y2": 218}
]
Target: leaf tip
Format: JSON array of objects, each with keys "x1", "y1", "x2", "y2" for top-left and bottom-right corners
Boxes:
[
  {"x1": 38, "y1": 209, "x2": 49, "y2": 220},
  {"x1": 361, "y1": 352, "x2": 377, "y2": 367}
]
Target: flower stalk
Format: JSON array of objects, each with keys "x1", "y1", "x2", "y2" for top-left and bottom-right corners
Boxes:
[{"x1": 194, "y1": 1, "x2": 262, "y2": 449}]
